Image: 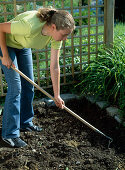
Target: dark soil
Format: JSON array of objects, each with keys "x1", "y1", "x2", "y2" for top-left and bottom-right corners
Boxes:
[{"x1": 0, "y1": 97, "x2": 125, "y2": 170}]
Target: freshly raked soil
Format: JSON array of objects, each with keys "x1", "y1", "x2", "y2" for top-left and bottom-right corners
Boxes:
[{"x1": 0, "y1": 97, "x2": 125, "y2": 170}]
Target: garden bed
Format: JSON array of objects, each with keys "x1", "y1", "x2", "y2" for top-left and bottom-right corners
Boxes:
[{"x1": 0, "y1": 97, "x2": 125, "y2": 169}]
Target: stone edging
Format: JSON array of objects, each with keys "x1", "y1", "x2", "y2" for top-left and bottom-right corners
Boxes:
[
  {"x1": 85, "y1": 95, "x2": 125, "y2": 127},
  {"x1": 1, "y1": 93, "x2": 124, "y2": 126},
  {"x1": 33, "y1": 93, "x2": 125, "y2": 127}
]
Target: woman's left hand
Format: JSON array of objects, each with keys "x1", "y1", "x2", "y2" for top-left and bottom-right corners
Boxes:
[{"x1": 54, "y1": 96, "x2": 65, "y2": 109}]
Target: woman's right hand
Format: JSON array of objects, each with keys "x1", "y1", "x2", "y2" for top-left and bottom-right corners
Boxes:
[
  {"x1": 1, "y1": 56, "x2": 15, "y2": 69},
  {"x1": 54, "y1": 96, "x2": 65, "y2": 109}
]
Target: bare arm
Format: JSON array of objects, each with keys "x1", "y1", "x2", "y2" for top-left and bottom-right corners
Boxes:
[
  {"x1": 0, "y1": 22, "x2": 14, "y2": 68},
  {"x1": 50, "y1": 48, "x2": 64, "y2": 109}
]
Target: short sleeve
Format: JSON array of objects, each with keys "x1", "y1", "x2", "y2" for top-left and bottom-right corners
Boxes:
[
  {"x1": 11, "y1": 20, "x2": 31, "y2": 35},
  {"x1": 51, "y1": 38, "x2": 62, "y2": 50}
]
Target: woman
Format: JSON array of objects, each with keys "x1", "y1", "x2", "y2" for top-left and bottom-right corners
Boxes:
[{"x1": 0, "y1": 7, "x2": 75, "y2": 148}]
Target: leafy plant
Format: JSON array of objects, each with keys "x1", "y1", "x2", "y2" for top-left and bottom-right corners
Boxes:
[{"x1": 76, "y1": 41, "x2": 125, "y2": 114}]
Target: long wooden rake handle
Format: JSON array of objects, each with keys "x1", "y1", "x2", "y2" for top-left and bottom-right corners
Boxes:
[{"x1": 0, "y1": 56, "x2": 113, "y2": 142}]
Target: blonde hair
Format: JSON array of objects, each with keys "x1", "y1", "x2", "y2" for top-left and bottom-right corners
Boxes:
[{"x1": 37, "y1": 7, "x2": 75, "y2": 30}]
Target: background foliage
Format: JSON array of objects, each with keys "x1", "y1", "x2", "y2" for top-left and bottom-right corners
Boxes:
[{"x1": 76, "y1": 24, "x2": 125, "y2": 116}]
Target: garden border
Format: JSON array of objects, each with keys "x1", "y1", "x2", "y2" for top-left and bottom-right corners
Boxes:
[
  {"x1": 0, "y1": 93, "x2": 124, "y2": 128},
  {"x1": 33, "y1": 93, "x2": 125, "y2": 127}
]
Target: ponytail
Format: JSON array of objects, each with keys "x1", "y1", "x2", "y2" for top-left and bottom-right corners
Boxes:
[
  {"x1": 37, "y1": 7, "x2": 57, "y2": 23},
  {"x1": 37, "y1": 7, "x2": 75, "y2": 31}
]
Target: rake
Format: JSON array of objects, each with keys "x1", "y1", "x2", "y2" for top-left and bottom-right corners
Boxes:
[{"x1": 0, "y1": 56, "x2": 113, "y2": 146}]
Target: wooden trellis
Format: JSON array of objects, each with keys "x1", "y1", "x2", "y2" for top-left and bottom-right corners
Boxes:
[{"x1": 0, "y1": 0, "x2": 114, "y2": 96}]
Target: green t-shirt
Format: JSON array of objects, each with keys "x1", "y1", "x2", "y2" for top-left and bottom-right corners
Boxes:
[{"x1": 6, "y1": 10, "x2": 62, "y2": 50}]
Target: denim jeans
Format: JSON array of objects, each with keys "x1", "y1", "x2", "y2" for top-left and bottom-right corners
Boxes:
[{"x1": 0, "y1": 47, "x2": 34, "y2": 139}]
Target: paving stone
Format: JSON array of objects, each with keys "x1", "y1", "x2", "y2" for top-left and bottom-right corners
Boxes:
[
  {"x1": 34, "y1": 94, "x2": 79, "y2": 107},
  {"x1": 57, "y1": 94, "x2": 79, "y2": 102},
  {"x1": 85, "y1": 95, "x2": 96, "y2": 104},
  {"x1": 106, "y1": 107, "x2": 120, "y2": 117},
  {"x1": 96, "y1": 101, "x2": 109, "y2": 109},
  {"x1": 114, "y1": 115, "x2": 122, "y2": 124}
]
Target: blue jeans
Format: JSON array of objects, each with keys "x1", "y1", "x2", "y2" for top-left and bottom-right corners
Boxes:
[{"x1": 0, "y1": 47, "x2": 34, "y2": 139}]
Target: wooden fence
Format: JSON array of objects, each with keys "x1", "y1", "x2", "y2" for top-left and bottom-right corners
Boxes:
[{"x1": 0, "y1": 0, "x2": 114, "y2": 96}]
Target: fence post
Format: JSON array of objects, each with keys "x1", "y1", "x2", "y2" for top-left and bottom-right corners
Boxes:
[{"x1": 104, "y1": 0, "x2": 115, "y2": 47}]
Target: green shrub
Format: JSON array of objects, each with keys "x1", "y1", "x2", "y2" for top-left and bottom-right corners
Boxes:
[{"x1": 76, "y1": 41, "x2": 125, "y2": 114}]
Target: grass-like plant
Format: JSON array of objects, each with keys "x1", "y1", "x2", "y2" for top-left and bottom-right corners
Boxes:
[{"x1": 77, "y1": 40, "x2": 125, "y2": 115}]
